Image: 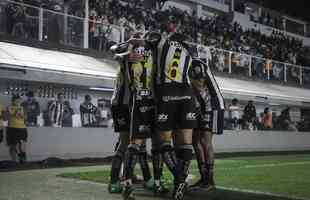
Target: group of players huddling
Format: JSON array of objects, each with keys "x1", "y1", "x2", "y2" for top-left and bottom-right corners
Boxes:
[{"x1": 108, "y1": 29, "x2": 225, "y2": 200}]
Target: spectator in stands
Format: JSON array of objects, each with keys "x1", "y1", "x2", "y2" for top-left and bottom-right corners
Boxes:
[
  {"x1": 6, "y1": 0, "x2": 28, "y2": 38},
  {"x1": 47, "y1": 4, "x2": 62, "y2": 44},
  {"x1": 80, "y1": 94, "x2": 97, "y2": 127},
  {"x1": 96, "y1": 99, "x2": 110, "y2": 128},
  {"x1": 298, "y1": 113, "x2": 310, "y2": 132},
  {"x1": 6, "y1": 95, "x2": 28, "y2": 163},
  {"x1": 262, "y1": 107, "x2": 273, "y2": 130},
  {"x1": 62, "y1": 101, "x2": 74, "y2": 127},
  {"x1": 243, "y1": 100, "x2": 256, "y2": 131},
  {"x1": 48, "y1": 92, "x2": 65, "y2": 128},
  {"x1": 228, "y1": 98, "x2": 241, "y2": 130},
  {"x1": 0, "y1": 102, "x2": 4, "y2": 143},
  {"x1": 276, "y1": 107, "x2": 298, "y2": 131},
  {"x1": 21, "y1": 91, "x2": 40, "y2": 127}
]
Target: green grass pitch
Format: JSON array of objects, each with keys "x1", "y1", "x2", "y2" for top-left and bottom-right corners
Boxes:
[{"x1": 60, "y1": 154, "x2": 310, "y2": 200}]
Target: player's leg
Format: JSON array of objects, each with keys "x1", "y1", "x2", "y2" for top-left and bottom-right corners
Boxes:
[
  {"x1": 200, "y1": 130, "x2": 215, "y2": 190},
  {"x1": 159, "y1": 131, "x2": 178, "y2": 176},
  {"x1": 156, "y1": 87, "x2": 178, "y2": 178},
  {"x1": 200, "y1": 109, "x2": 225, "y2": 190},
  {"x1": 151, "y1": 132, "x2": 169, "y2": 195},
  {"x1": 109, "y1": 105, "x2": 130, "y2": 193},
  {"x1": 138, "y1": 141, "x2": 153, "y2": 189},
  {"x1": 173, "y1": 129, "x2": 193, "y2": 200},
  {"x1": 172, "y1": 86, "x2": 197, "y2": 200},
  {"x1": 17, "y1": 128, "x2": 28, "y2": 164},
  {"x1": 122, "y1": 138, "x2": 144, "y2": 200},
  {"x1": 109, "y1": 131, "x2": 129, "y2": 193},
  {"x1": 6, "y1": 128, "x2": 18, "y2": 162},
  {"x1": 190, "y1": 129, "x2": 207, "y2": 188}
]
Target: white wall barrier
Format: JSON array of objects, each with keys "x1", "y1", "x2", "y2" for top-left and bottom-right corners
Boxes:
[{"x1": 1, "y1": 128, "x2": 310, "y2": 161}]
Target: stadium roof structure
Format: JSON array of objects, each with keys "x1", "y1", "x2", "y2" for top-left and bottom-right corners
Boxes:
[
  {"x1": 0, "y1": 42, "x2": 116, "y2": 88},
  {"x1": 0, "y1": 41, "x2": 310, "y2": 105},
  {"x1": 217, "y1": 76, "x2": 310, "y2": 106}
]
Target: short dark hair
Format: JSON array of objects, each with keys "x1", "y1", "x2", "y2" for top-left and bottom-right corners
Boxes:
[
  {"x1": 85, "y1": 94, "x2": 91, "y2": 101},
  {"x1": 12, "y1": 94, "x2": 21, "y2": 103},
  {"x1": 57, "y1": 93, "x2": 63, "y2": 98},
  {"x1": 26, "y1": 91, "x2": 34, "y2": 97},
  {"x1": 232, "y1": 98, "x2": 238, "y2": 103}
]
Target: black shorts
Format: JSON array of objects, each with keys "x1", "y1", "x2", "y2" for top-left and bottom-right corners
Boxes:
[
  {"x1": 196, "y1": 109, "x2": 224, "y2": 135},
  {"x1": 111, "y1": 105, "x2": 130, "y2": 133},
  {"x1": 130, "y1": 99, "x2": 155, "y2": 139},
  {"x1": 196, "y1": 110, "x2": 212, "y2": 131},
  {"x1": 156, "y1": 84, "x2": 197, "y2": 131},
  {"x1": 6, "y1": 127, "x2": 28, "y2": 146}
]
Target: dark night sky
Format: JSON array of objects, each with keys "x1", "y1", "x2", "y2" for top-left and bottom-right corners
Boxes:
[{"x1": 249, "y1": 0, "x2": 310, "y2": 22}]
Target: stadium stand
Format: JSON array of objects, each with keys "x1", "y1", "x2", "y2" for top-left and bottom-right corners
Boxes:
[{"x1": 0, "y1": 0, "x2": 310, "y2": 133}]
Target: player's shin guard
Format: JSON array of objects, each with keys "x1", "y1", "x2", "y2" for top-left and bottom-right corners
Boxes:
[
  {"x1": 160, "y1": 143, "x2": 177, "y2": 177},
  {"x1": 205, "y1": 162, "x2": 215, "y2": 185},
  {"x1": 151, "y1": 148, "x2": 163, "y2": 186},
  {"x1": 139, "y1": 144, "x2": 152, "y2": 182},
  {"x1": 124, "y1": 144, "x2": 140, "y2": 183},
  {"x1": 175, "y1": 145, "x2": 193, "y2": 184},
  {"x1": 193, "y1": 147, "x2": 207, "y2": 184},
  {"x1": 110, "y1": 152, "x2": 124, "y2": 184}
]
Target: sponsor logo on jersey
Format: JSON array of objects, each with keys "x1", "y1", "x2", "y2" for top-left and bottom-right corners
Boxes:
[
  {"x1": 157, "y1": 114, "x2": 168, "y2": 122},
  {"x1": 162, "y1": 96, "x2": 191, "y2": 102},
  {"x1": 168, "y1": 41, "x2": 183, "y2": 49},
  {"x1": 139, "y1": 106, "x2": 154, "y2": 113},
  {"x1": 186, "y1": 112, "x2": 196, "y2": 120}
]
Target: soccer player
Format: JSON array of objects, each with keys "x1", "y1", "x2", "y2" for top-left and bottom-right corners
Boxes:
[
  {"x1": 189, "y1": 59, "x2": 225, "y2": 190},
  {"x1": 117, "y1": 32, "x2": 168, "y2": 200},
  {"x1": 109, "y1": 34, "x2": 165, "y2": 196},
  {"x1": 6, "y1": 95, "x2": 28, "y2": 163},
  {"x1": 0, "y1": 103, "x2": 4, "y2": 143},
  {"x1": 108, "y1": 46, "x2": 131, "y2": 193},
  {"x1": 153, "y1": 31, "x2": 197, "y2": 200}
]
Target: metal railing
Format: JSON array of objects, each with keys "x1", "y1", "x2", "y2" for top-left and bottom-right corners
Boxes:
[
  {"x1": 1, "y1": 0, "x2": 310, "y2": 88},
  {"x1": 0, "y1": 0, "x2": 125, "y2": 49},
  {"x1": 198, "y1": 46, "x2": 310, "y2": 87}
]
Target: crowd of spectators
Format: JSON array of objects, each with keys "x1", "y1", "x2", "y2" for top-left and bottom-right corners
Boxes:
[
  {"x1": 86, "y1": 0, "x2": 310, "y2": 66},
  {"x1": 1, "y1": 0, "x2": 310, "y2": 83},
  {"x1": 2, "y1": 0, "x2": 310, "y2": 67},
  {"x1": 225, "y1": 98, "x2": 310, "y2": 132},
  {"x1": 1, "y1": 91, "x2": 111, "y2": 129}
]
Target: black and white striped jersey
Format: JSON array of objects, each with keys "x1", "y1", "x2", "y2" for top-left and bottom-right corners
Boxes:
[
  {"x1": 80, "y1": 103, "x2": 97, "y2": 126},
  {"x1": 48, "y1": 101, "x2": 64, "y2": 126},
  {"x1": 110, "y1": 62, "x2": 131, "y2": 106},
  {"x1": 127, "y1": 42, "x2": 156, "y2": 99},
  {"x1": 190, "y1": 59, "x2": 225, "y2": 110},
  {"x1": 156, "y1": 33, "x2": 193, "y2": 85}
]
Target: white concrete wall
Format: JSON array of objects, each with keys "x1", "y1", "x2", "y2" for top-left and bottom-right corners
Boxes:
[{"x1": 1, "y1": 128, "x2": 310, "y2": 161}]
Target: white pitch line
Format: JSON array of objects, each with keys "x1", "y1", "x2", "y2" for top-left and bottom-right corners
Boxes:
[
  {"x1": 243, "y1": 161, "x2": 310, "y2": 168},
  {"x1": 217, "y1": 186, "x2": 310, "y2": 200},
  {"x1": 190, "y1": 161, "x2": 310, "y2": 172}
]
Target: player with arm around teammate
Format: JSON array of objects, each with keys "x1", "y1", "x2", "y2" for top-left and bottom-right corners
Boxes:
[
  {"x1": 189, "y1": 58, "x2": 225, "y2": 191},
  {"x1": 112, "y1": 32, "x2": 169, "y2": 200}
]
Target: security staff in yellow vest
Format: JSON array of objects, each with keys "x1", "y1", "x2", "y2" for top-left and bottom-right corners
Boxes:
[{"x1": 6, "y1": 95, "x2": 28, "y2": 164}]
